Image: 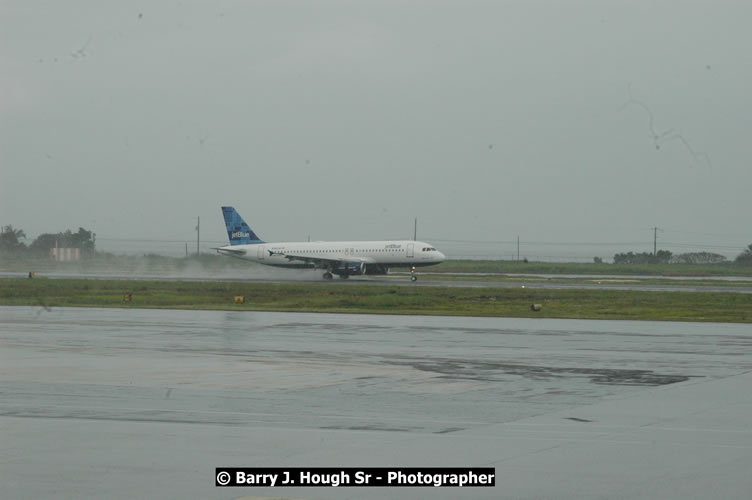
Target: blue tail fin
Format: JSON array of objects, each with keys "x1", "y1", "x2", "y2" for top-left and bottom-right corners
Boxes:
[{"x1": 221, "y1": 206, "x2": 264, "y2": 245}]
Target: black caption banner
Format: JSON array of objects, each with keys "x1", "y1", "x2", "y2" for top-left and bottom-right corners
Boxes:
[{"x1": 216, "y1": 467, "x2": 495, "y2": 487}]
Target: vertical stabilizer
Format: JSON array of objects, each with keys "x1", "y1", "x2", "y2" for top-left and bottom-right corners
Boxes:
[{"x1": 221, "y1": 206, "x2": 264, "y2": 245}]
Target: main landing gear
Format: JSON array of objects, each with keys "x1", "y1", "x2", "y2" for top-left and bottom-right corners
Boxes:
[{"x1": 410, "y1": 266, "x2": 417, "y2": 282}]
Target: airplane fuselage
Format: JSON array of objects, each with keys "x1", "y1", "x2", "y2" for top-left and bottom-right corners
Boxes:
[
  {"x1": 217, "y1": 207, "x2": 445, "y2": 280},
  {"x1": 217, "y1": 240, "x2": 444, "y2": 273}
]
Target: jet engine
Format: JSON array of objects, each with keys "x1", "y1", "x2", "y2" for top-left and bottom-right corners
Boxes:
[{"x1": 333, "y1": 262, "x2": 367, "y2": 276}]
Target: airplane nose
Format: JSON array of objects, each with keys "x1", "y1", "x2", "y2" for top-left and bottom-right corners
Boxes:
[{"x1": 437, "y1": 251, "x2": 446, "y2": 262}]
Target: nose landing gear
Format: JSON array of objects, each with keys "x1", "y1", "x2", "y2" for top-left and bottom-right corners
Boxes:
[{"x1": 410, "y1": 266, "x2": 417, "y2": 282}]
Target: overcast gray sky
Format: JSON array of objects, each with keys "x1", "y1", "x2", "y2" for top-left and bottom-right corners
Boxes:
[{"x1": 2, "y1": 0, "x2": 750, "y2": 260}]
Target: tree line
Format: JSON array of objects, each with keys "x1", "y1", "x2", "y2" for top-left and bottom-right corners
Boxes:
[
  {"x1": 0, "y1": 225, "x2": 95, "y2": 256},
  {"x1": 611, "y1": 247, "x2": 752, "y2": 266}
]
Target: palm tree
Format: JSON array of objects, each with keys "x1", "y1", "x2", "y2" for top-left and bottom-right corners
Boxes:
[{"x1": 0, "y1": 225, "x2": 27, "y2": 252}]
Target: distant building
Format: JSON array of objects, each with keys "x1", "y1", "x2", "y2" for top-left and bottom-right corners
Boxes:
[{"x1": 50, "y1": 247, "x2": 81, "y2": 261}]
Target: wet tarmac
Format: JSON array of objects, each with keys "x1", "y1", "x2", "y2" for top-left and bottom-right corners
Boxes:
[
  {"x1": 1, "y1": 307, "x2": 752, "y2": 499},
  {"x1": 3, "y1": 270, "x2": 752, "y2": 293}
]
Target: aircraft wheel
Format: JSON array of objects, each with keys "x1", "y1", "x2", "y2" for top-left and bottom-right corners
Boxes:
[
  {"x1": 323, "y1": 272, "x2": 333, "y2": 280},
  {"x1": 411, "y1": 275, "x2": 417, "y2": 282}
]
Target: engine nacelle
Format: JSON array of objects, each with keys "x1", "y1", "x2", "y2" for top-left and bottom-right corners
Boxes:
[{"x1": 334, "y1": 261, "x2": 367, "y2": 276}]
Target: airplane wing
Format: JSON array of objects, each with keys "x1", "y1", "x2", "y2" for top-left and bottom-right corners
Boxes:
[{"x1": 281, "y1": 252, "x2": 375, "y2": 267}]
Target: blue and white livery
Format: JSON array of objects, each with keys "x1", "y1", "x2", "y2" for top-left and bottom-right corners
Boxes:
[{"x1": 216, "y1": 206, "x2": 445, "y2": 281}]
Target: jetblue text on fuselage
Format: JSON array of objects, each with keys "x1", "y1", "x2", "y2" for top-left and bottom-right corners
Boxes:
[{"x1": 232, "y1": 232, "x2": 250, "y2": 239}]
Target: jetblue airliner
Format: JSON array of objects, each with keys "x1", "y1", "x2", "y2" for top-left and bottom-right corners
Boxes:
[{"x1": 216, "y1": 207, "x2": 445, "y2": 281}]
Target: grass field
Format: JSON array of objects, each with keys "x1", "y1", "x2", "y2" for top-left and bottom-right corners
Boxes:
[{"x1": 2, "y1": 278, "x2": 750, "y2": 323}]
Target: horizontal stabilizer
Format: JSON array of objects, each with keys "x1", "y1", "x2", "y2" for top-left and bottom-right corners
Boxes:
[{"x1": 214, "y1": 247, "x2": 247, "y2": 256}]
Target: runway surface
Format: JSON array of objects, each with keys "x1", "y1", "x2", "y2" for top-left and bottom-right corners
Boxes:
[
  {"x1": 1, "y1": 307, "x2": 752, "y2": 499},
  {"x1": 3, "y1": 270, "x2": 752, "y2": 293}
]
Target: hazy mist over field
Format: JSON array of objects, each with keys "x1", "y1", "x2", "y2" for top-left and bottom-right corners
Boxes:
[{"x1": 2, "y1": 1, "x2": 750, "y2": 261}]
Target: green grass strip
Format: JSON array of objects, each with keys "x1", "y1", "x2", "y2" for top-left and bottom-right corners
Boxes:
[{"x1": 1, "y1": 278, "x2": 750, "y2": 323}]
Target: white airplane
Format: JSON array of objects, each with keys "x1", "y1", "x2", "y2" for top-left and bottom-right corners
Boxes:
[{"x1": 216, "y1": 206, "x2": 445, "y2": 281}]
